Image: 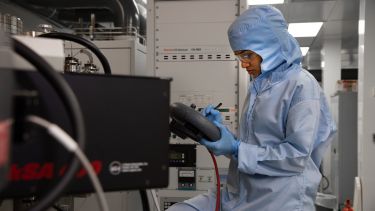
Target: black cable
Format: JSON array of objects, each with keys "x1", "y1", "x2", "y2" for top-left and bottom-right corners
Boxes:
[
  {"x1": 38, "y1": 32, "x2": 112, "y2": 75},
  {"x1": 12, "y1": 38, "x2": 85, "y2": 211},
  {"x1": 319, "y1": 165, "x2": 330, "y2": 191},
  {"x1": 139, "y1": 190, "x2": 150, "y2": 211},
  {"x1": 322, "y1": 175, "x2": 330, "y2": 191}
]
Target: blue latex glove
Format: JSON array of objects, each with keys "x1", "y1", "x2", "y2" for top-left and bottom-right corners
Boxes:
[
  {"x1": 200, "y1": 121, "x2": 240, "y2": 156},
  {"x1": 201, "y1": 104, "x2": 222, "y2": 123}
]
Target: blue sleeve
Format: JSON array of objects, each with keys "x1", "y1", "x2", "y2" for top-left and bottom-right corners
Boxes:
[{"x1": 237, "y1": 99, "x2": 320, "y2": 176}]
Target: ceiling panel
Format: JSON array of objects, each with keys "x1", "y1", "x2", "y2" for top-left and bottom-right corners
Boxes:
[
  {"x1": 322, "y1": 21, "x2": 344, "y2": 37},
  {"x1": 295, "y1": 37, "x2": 315, "y2": 47},
  {"x1": 275, "y1": 1, "x2": 336, "y2": 23},
  {"x1": 328, "y1": 0, "x2": 359, "y2": 21}
]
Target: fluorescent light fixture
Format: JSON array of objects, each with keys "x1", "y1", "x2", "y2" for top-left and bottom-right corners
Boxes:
[
  {"x1": 288, "y1": 22, "x2": 323, "y2": 37},
  {"x1": 247, "y1": 0, "x2": 284, "y2": 5},
  {"x1": 358, "y1": 20, "x2": 365, "y2": 35},
  {"x1": 321, "y1": 61, "x2": 325, "y2": 68},
  {"x1": 300, "y1": 47, "x2": 309, "y2": 56}
]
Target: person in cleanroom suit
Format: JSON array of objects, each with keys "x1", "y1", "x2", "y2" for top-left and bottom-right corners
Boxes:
[{"x1": 167, "y1": 5, "x2": 336, "y2": 211}]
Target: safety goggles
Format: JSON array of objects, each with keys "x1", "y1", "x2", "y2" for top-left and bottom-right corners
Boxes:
[{"x1": 235, "y1": 51, "x2": 257, "y2": 63}]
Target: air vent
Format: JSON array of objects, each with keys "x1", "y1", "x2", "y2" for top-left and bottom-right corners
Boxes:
[{"x1": 158, "y1": 53, "x2": 235, "y2": 62}]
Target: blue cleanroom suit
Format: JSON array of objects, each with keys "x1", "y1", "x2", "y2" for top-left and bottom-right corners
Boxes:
[{"x1": 167, "y1": 5, "x2": 336, "y2": 211}]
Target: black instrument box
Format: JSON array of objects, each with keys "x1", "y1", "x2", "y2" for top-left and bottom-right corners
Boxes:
[{"x1": 1, "y1": 71, "x2": 171, "y2": 198}]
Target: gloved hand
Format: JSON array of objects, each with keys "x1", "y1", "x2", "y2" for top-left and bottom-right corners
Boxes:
[
  {"x1": 201, "y1": 104, "x2": 222, "y2": 123},
  {"x1": 200, "y1": 121, "x2": 240, "y2": 156}
]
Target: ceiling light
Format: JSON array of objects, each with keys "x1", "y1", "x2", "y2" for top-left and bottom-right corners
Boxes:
[
  {"x1": 358, "y1": 20, "x2": 365, "y2": 35},
  {"x1": 300, "y1": 47, "x2": 309, "y2": 56},
  {"x1": 288, "y1": 22, "x2": 323, "y2": 37},
  {"x1": 247, "y1": 0, "x2": 284, "y2": 5}
]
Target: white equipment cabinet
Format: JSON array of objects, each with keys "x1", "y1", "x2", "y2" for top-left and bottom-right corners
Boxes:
[
  {"x1": 147, "y1": 0, "x2": 248, "y2": 210},
  {"x1": 330, "y1": 91, "x2": 358, "y2": 210}
]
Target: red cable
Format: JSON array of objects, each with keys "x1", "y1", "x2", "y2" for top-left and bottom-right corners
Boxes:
[{"x1": 209, "y1": 151, "x2": 221, "y2": 211}]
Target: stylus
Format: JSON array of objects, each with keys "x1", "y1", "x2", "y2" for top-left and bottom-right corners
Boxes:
[{"x1": 214, "y1": 103, "x2": 222, "y2": 110}]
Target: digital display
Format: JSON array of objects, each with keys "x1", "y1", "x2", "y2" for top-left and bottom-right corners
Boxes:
[{"x1": 168, "y1": 144, "x2": 196, "y2": 167}]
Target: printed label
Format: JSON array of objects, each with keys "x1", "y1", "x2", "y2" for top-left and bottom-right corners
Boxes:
[{"x1": 109, "y1": 161, "x2": 149, "y2": 175}]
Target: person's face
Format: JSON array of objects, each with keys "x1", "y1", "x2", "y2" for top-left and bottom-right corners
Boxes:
[{"x1": 234, "y1": 50, "x2": 262, "y2": 78}]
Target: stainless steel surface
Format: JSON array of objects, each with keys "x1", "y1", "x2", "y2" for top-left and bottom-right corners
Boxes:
[
  {"x1": 74, "y1": 26, "x2": 145, "y2": 42},
  {"x1": 6, "y1": 0, "x2": 145, "y2": 36},
  {"x1": 64, "y1": 56, "x2": 81, "y2": 73},
  {"x1": 82, "y1": 62, "x2": 99, "y2": 73},
  {"x1": 0, "y1": 13, "x2": 23, "y2": 35},
  {"x1": 38, "y1": 24, "x2": 53, "y2": 33}
]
